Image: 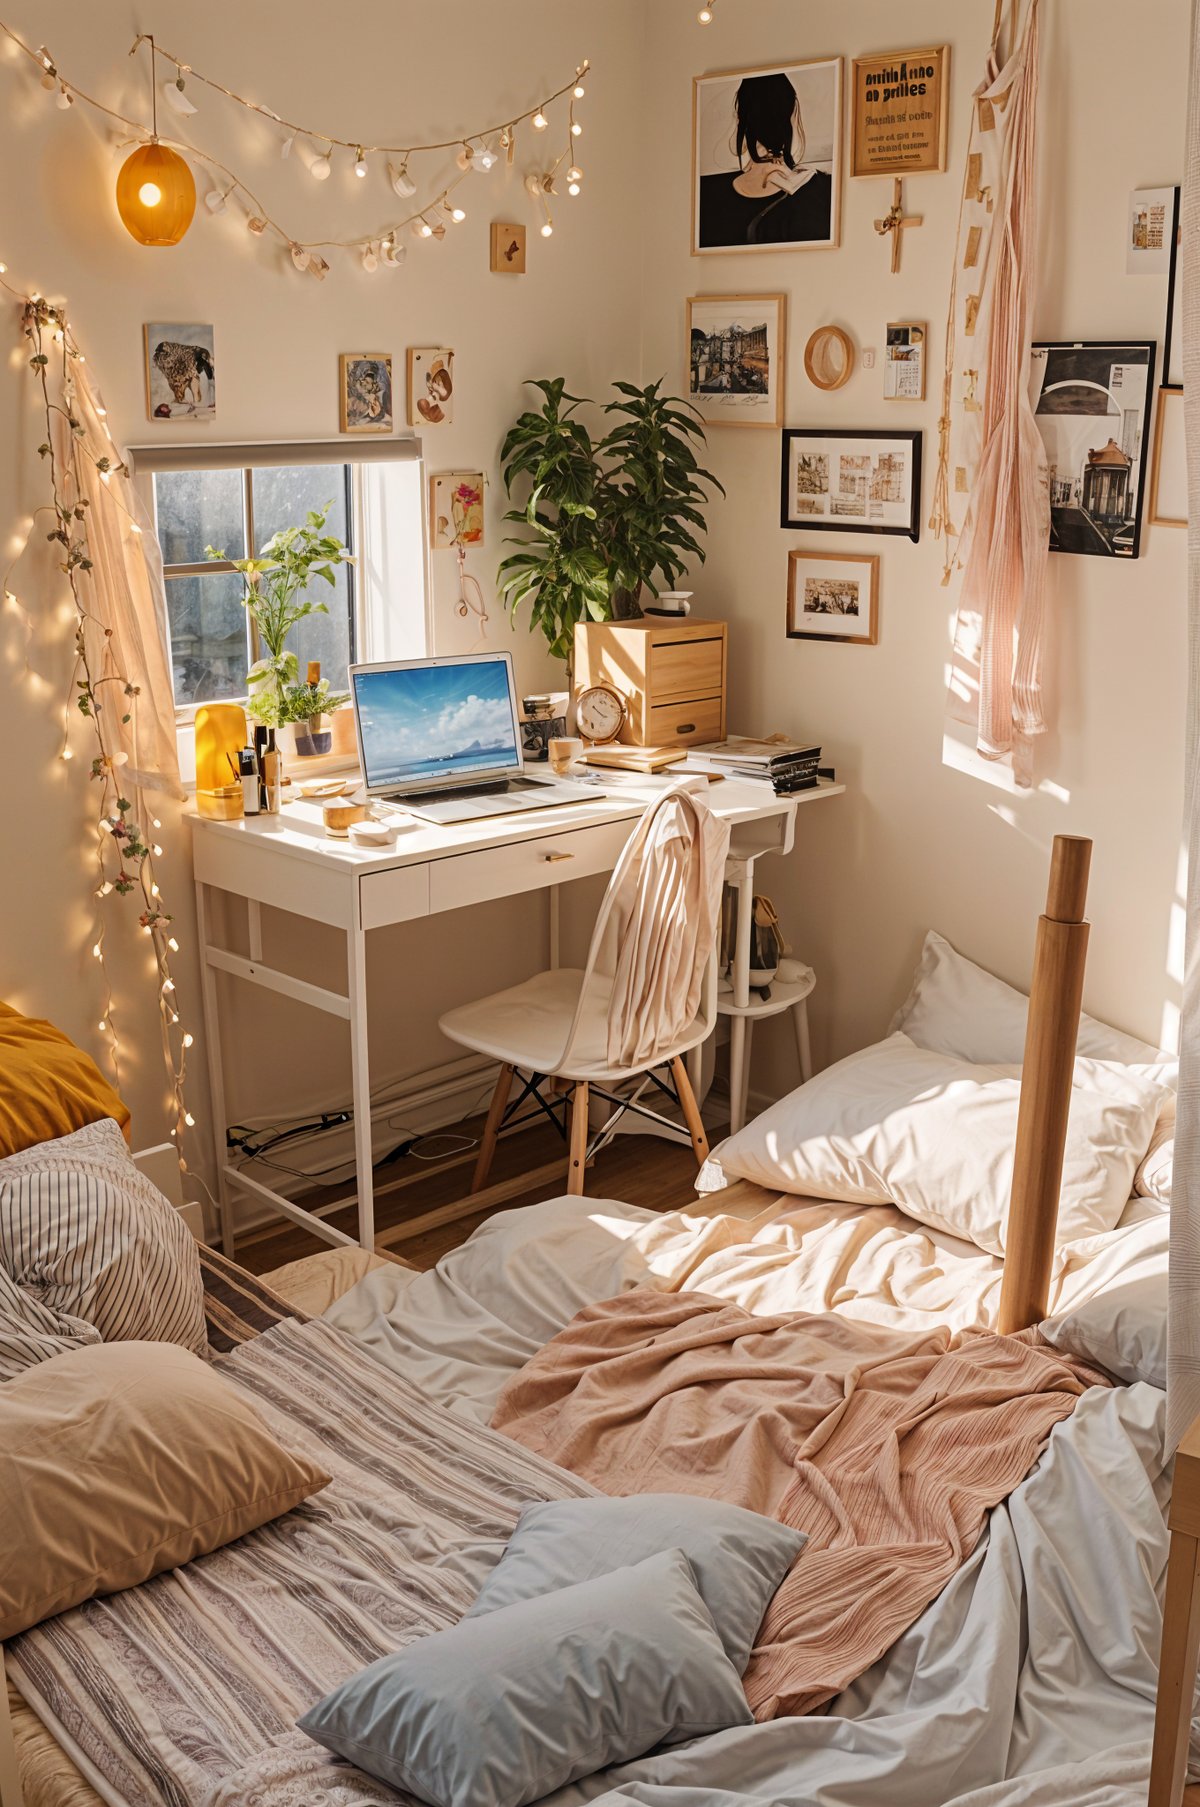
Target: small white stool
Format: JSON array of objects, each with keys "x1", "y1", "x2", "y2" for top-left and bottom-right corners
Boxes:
[{"x1": 717, "y1": 849, "x2": 815, "y2": 1135}]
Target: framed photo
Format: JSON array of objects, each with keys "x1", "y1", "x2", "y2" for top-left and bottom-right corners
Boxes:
[
  {"x1": 780, "y1": 427, "x2": 922, "y2": 539},
  {"x1": 850, "y1": 46, "x2": 949, "y2": 177},
  {"x1": 490, "y1": 222, "x2": 527, "y2": 274},
  {"x1": 338, "y1": 353, "x2": 393, "y2": 434},
  {"x1": 884, "y1": 321, "x2": 926, "y2": 400},
  {"x1": 1127, "y1": 186, "x2": 1178, "y2": 277},
  {"x1": 692, "y1": 58, "x2": 843, "y2": 255},
  {"x1": 144, "y1": 324, "x2": 215, "y2": 422},
  {"x1": 408, "y1": 347, "x2": 455, "y2": 427},
  {"x1": 1030, "y1": 341, "x2": 1157, "y2": 559},
  {"x1": 1149, "y1": 387, "x2": 1186, "y2": 527},
  {"x1": 1165, "y1": 201, "x2": 1185, "y2": 387},
  {"x1": 687, "y1": 294, "x2": 786, "y2": 428},
  {"x1": 429, "y1": 471, "x2": 486, "y2": 548},
  {"x1": 787, "y1": 550, "x2": 879, "y2": 644}
]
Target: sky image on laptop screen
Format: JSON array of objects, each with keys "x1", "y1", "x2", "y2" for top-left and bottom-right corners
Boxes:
[{"x1": 354, "y1": 657, "x2": 521, "y2": 789}]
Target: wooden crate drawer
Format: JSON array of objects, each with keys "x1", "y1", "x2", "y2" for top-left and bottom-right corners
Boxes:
[
  {"x1": 428, "y1": 819, "x2": 633, "y2": 914},
  {"x1": 648, "y1": 633, "x2": 724, "y2": 701},
  {"x1": 358, "y1": 863, "x2": 430, "y2": 931},
  {"x1": 647, "y1": 695, "x2": 724, "y2": 747}
]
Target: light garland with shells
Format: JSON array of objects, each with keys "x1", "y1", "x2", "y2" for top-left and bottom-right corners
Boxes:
[
  {"x1": 0, "y1": 267, "x2": 192, "y2": 1153},
  {"x1": 0, "y1": 21, "x2": 592, "y2": 277}
]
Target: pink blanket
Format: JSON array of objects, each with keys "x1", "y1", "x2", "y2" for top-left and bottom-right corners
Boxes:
[{"x1": 492, "y1": 1288, "x2": 1106, "y2": 1717}]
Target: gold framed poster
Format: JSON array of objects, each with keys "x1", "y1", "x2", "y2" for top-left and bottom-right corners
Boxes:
[{"x1": 850, "y1": 46, "x2": 949, "y2": 178}]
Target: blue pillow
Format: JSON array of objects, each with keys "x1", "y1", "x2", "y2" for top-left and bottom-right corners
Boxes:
[
  {"x1": 466, "y1": 1493, "x2": 804, "y2": 1675},
  {"x1": 297, "y1": 1548, "x2": 752, "y2": 1807}
]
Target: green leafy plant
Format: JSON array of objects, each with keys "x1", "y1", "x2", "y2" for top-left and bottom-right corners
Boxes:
[
  {"x1": 206, "y1": 504, "x2": 353, "y2": 727},
  {"x1": 498, "y1": 378, "x2": 723, "y2": 664}
]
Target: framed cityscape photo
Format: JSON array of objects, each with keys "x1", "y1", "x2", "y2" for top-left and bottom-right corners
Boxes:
[
  {"x1": 693, "y1": 58, "x2": 843, "y2": 254},
  {"x1": 687, "y1": 294, "x2": 786, "y2": 428},
  {"x1": 780, "y1": 427, "x2": 922, "y2": 539},
  {"x1": 787, "y1": 549, "x2": 879, "y2": 644},
  {"x1": 1029, "y1": 341, "x2": 1156, "y2": 559}
]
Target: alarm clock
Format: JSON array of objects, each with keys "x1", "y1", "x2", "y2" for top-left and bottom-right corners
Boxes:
[{"x1": 576, "y1": 683, "x2": 627, "y2": 746}]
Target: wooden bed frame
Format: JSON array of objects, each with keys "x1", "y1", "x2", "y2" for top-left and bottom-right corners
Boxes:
[{"x1": 0, "y1": 832, "x2": 1136, "y2": 1807}]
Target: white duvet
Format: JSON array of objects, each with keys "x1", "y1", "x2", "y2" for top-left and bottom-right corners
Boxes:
[{"x1": 324, "y1": 1189, "x2": 1188, "y2": 1807}]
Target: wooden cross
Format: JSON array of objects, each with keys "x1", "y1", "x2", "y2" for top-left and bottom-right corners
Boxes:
[{"x1": 874, "y1": 178, "x2": 923, "y2": 274}]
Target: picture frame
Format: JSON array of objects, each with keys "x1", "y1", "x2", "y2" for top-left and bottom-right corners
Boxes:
[
  {"x1": 786, "y1": 549, "x2": 879, "y2": 644},
  {"x1": 1029, "y1": 341, "x2": 1157, "y2": 559},
  {"x1": 429, "y1": 471, "x2": 486, "y2": 548},
  {"x1": 1165, "y1": 197, "x2": 1185, "y2": 387},
  {"x1": 687, "y1": 294, "x2": 786, "y2": 428},
  {"x1": 1127, "y1": 185, "x2": 1178, "y2": 278},
  {"x1": 338, "y1": 353, "x2": 393, "y2": 434},
  {"x1": 780, "y1": 427, "x2": 922, "y2": 540},
  {"x1": 850, "y1": 46, "x2": 949, "y2": 178},
  {"x1": 490, "y1": 222, "x2": 527, "y2": 274},
  {"x1": 1149, "y1": 386, "x2": 1186, "y2": 527},
  {"x1": 884, "y1": 321, "x2": 927, "y2": 400},
  {"x1": 408, "y1": 347, "x2": 455, "y2": 428},
  {"x1": 803, "y1": 325, "x2": 854, "y2": 392},
  {"x1": 692, "y1": 58, "x2": 843, "y2": 255},
  {"x1": 144, "y1": 323, "x2": 215, "y2": 422}
]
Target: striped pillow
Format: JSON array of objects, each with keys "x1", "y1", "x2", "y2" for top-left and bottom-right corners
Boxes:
[{"x1": 0, "y1": 1118, "x2": 206, "y2": 1379}]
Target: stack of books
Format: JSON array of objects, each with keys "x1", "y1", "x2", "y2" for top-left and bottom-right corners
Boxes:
[{"x1": 688, "y1": 735, "x2": 822, "y2": 794}]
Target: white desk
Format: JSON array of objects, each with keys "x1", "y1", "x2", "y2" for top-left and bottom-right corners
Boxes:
[{"x1": 191, "y1": 774, "x2": 845, "y2": 1253}]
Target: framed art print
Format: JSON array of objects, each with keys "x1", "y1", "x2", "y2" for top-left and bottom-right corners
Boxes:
[
  {"x1": 787, "y1": 550, "x2": 879, "y2": 644},
  {"x1": 144, "y1": 324, "x2": 215, "y2": 422},
  {"x1": 490, "y1": 222, "x2": 527, "y2": 274},
  {"x1": 687, "y1": 294, "x2": 786, "y2": 428},
  {"x1": 780, "y1": 428, "x2": 922, "y2": 539},
  {"x1": 1127, "y1": 186, "x2": 1178, "y2": 277},
  {"x1": 884, "y1": 321, "x2": 927, "y2": 400},
  {"x1": 850, "y1": 46, "x2": 949, "y2": 177},
  {"x1": 429, "y1": 471, "x2": 486, "y2": 548},
  {"x1": 408, "y1": 347, "x2": 455, "y2": 427},
  {"x1": 339, "y1": 353, "x2": 393, "y2": 434},
  {"x1": 1029, "y1": 341, "x2": 1156, "y2": 558},
  {"x1": 693, "y1": 58, "x2": 843, "y2": 254},
  {"x1": 1149, "y1": 386, "x2": 1186, "y2": 527}
]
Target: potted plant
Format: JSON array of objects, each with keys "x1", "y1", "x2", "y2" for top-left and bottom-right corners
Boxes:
[
  {"x1": 206, "y1": 504, "x2": 352, "y2": 754},
  {"x1": 498, "y1": 377, "x2": 723, "y2": 676}
]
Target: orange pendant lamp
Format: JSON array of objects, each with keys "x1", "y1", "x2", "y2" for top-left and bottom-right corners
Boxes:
[{"x1": 116, "y1": 36, "x2": 195, "y2": 247}]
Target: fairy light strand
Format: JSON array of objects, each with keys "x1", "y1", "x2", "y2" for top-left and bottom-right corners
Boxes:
[
  {"x1": 0, "y1": 22, "x2": 592, "y2": 271},
  {"x1": 1, "y1": 270, "x2": 192, "y2": 1158}
]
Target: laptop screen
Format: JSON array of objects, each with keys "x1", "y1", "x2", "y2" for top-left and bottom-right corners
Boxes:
[{"x1": 352, "y1": 655, "x2": 523, "y2": 792}]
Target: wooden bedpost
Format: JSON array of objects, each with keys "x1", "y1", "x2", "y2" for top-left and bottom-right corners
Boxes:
[{"x1": 996, "y1": 834, "x2": 1092, "y2": 1336}]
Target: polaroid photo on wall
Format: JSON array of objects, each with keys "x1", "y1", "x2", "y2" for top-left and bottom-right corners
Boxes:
[
  {"x1": 1127, "y1": 186, "x2": 1178, "y2": 276},
  {"x1": 884, "y1": 321, "x2": 926, "y2": 400}
]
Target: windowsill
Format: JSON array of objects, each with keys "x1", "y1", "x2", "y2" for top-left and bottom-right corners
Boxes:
[{"x1": 175, "y1": 720, "x2": 360, "y2": 794}]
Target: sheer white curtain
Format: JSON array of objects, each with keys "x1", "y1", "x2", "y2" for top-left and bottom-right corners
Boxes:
[{"x1": 1168, "y1": 0, "x2": 1200, "y2": 1454}]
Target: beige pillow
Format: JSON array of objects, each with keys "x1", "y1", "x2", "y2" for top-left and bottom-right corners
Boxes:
[{"x1": 0, "y1": 1340, "x2": 330, "y2": 1639}]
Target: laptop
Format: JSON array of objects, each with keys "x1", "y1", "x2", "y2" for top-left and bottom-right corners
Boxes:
[{"x1": 349, "y1": 652, "x2": 597, "y2": 825}]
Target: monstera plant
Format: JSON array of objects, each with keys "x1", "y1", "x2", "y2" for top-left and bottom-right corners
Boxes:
[{"x1": 498, "y1": 378, "x2": 723, "y2": 665}]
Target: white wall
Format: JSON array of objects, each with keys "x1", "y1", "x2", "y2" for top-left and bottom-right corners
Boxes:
[
  {"x1": 639, "y1": 0, "x2": 1190, "y2": 1084},
  {"x1": 0, "y1": 0, "x2": 1191, "y2": 1192},
  {"x1": 0, "y1": 0, "x2": 645, "y2": 1170}
]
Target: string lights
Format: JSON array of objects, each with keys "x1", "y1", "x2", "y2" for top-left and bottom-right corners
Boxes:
[
  {"x1": 698, "y1": 1, "x2": 719, "y2": 20},
  {"x1": 0, "y1": 23, "x2": 592, "y2": 277},
  {"x1": 0, "y1": 269, "x2": 192, "y2": 1158}
]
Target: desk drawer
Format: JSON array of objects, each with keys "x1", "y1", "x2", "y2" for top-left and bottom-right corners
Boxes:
[
  {"x1": 359, "y1": 863, "x2": 430, "y2": 931},
  {"x1": 428, "y1": 819, "x2": 632, "y2": 914},
  {"x1": 647, "y1": 694, "x2": 724, "y2": 747},
  {"x1": 649, "y1": 633, "x2": 725, "y2": 702}
]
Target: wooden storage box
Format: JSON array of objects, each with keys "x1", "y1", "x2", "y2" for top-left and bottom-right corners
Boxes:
[{"x1": 573, "y1": 618, "x2": 727, "y2": 748}]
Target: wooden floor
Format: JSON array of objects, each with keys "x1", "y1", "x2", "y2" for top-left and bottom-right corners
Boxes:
[{"x1": 234, "y1": 1112, "x2": 705, "y2": 1274}]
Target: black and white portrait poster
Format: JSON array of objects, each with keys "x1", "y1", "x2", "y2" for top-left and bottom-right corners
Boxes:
[
  {"x1": 1030, "y1": 342, "x2": 1156, "y2": 559},
  {"x1": 693, "y1": 58, "x2": 843, "y2": 255}
]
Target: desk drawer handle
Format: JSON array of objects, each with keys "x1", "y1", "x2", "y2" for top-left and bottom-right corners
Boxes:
[
  {"x1": 676, "y1": 722, "x2": 697, "y2": 735},
  {"x1": 544, "y1": 851, "x2": 575, "y2": 863}
]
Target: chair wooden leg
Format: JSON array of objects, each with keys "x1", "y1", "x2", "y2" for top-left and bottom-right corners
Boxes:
[
  {"x1": 1150, "y1": 1527, "x2": 1200, "y2": 1807},
  {"x1": 471, "y1": 1064, "x2": 514, "y2": 1194},
  {"x1": 671, "y1": 1056, "x2": 710, "y2": 1167},
  {"x1": 567, "y1": 1082, "x2": 589, "y2": 1196}
]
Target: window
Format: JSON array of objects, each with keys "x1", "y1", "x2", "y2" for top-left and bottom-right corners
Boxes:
[{"x1": 134, "y1": 442, "x2": 430, "y2": 721}]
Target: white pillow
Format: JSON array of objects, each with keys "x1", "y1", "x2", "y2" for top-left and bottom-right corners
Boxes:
[
  {"x1": 891, "y1": 930, "x2": 1175, "y2": 1072},
  {"x1": 0, "y1": 1117, "x2": 206, "y2": 1379},
  {"x1": 1040, "y1": 1213, "x2": 1169, "y2": 1388},
  {"x1": 697, "y1": 1032, "x2": 1169, "y2": 1257}
]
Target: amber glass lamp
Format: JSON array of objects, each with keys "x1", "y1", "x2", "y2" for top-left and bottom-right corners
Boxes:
[{"x1": 116, "y1": 141, "x2": 196, "y2": 246}]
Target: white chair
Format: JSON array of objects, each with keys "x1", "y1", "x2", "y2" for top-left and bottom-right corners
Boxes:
[{"x1": 440, "y1": 789, "x2": 730, "y2": 1197}]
